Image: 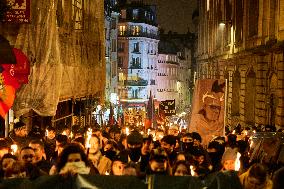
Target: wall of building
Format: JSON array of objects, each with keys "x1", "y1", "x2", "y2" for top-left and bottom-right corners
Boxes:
[
  {"x1": 117, "y1": 3, "x2": 159, "y2": 108},
  {"x1": 197, "y1": 0, "x2": 284, "y2": 129}
]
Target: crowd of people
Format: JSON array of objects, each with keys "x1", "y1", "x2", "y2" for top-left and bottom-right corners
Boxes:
[{"x1": 0, "y1": 121, "x2": 283, "y2": 189}]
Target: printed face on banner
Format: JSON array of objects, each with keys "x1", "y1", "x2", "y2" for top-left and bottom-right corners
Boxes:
[{"x1": 189, "y1": 79, "x2": 226, "y2": 146}]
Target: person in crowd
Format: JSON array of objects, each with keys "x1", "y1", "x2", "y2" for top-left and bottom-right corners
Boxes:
[
  {"x1": 192, "y1": 132, "x2": 202, "y2": 148},
  {"x1": 18, "y1": 146, "x2": 47, "y2": 179},
  {"x1": 111, "y1": 155, "x2": 127, "y2": 175},
  {"x1": 0, "y1": 138, "x2": 10, "y2": 159},
  {"x1": 88, "y1": 134, "x2": 112, "y2": 175},
  {"x1": 239, "y1": 163, "x2": 273, "y2": 189},
  {"x1": 226, "y1": 134, "x2": 238, "y2": 149},
  {"x1": 28, "y1": 125, "x2": 44, "y2": 141},
  {"x1": 180, "y1": 133, "x2": 194, "y2": 154},
  {"x1": 117, "y1": 134, "x2": 127, "y2": 151},
  {"x1": 0, "y1": 153, "x2": 17, "y2": 178},
  {"x1": 44, "y1": 126, "x2": 56, "y2": 161},
  {"x1": 50, "y1": 134, "x2": 68, "y2": 165},
  {"x1": 123, "y1": 162, "x2": 138, "y2": 176},
  {"x1": 207, "y1": 141, "x2": 223, "y2": 172},
  {"x1": 147, "y1": 147, "x2": 169, "y2": 175},
  {"x1": 29, "y1": 139, "x2": 51, "y2": 173},
  {"x1": 272, "y1": 167, "x2": 284, "y2": 189},
  {"x1": 161, "y1": 135, "x2": 177, "y2": 167},
  {"x1": 172, "y1": 160, "x2": 191, "y2": 176},
  {"x1": 167, "y1": 125, "x2": 179, "y2": 137},
  {"x1": 103, "y1": 139, "x2": 119, "y2": 161},
  {"x1": 9, "y1": 121, "x2": 29, "y2": 149},
  {"x1": 155, "y1": 129, "x2": 165, "y2": 142},
  {"x1": 119, "y1": 131, "x2": 149, "y2": 176},
  {"x1": 109, "y1": 126, "x2": 121, "y2": 143},
  {"x1": 52, "y1": 143, "x2": 98, "y2": 175},
  {"x1": 221, "y1": 147, "x2": 238, "y2": 171}
]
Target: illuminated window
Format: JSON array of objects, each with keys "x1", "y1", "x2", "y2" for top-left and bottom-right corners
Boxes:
[
  {"x1": 133, "y1": 9, "x2": 139, "y2": 20},
  {"x1": 119, "y1": 25, "x2": 126, "y2": 35},
  {"x1": 72, "y1": 0, "x2": 83, "y2": 30},
  {"x1": 132, "y1": 25, "x2": 140, "y2": 35}
]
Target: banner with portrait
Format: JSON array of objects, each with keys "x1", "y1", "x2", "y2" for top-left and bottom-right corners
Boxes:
[{"x1": 189, "y1": 79, "x2": 226, "y2": 146}]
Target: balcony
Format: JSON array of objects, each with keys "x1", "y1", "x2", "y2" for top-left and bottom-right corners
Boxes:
[
  {"x1": 124, "y1": 79, "x2": 148, "y2": 86},
  {"x1": 118, "y1": 31, "x2": 159, "y2": 40}
]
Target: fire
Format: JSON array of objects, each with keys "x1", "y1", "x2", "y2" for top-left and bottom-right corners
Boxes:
[
  {"x1": 62, "y1": 131, "x2": 67, "y2": 136},
  {"x1": 105, "y1": 171, "x2": 110, "y2": 175},
  {"x1": 85, "y1": 128, "x2": 93, "y2": 148},
  {"x1": 45, "y1": 129, "x2": 49, "y2": 137},
  {"x1": 126, "y1": 127, "x2": 129, "y2": 136},
  {"x1": 234, "y1": 152, "x2": 241, "y2": 171},
  {"x1": 11, "y1": 144, "x2": 18, "y2": 155},
  {"x1": 190, "y1": 165, "x2": 195, "y2": 176}
]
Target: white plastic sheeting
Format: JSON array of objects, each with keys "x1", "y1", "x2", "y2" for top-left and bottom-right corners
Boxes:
[{"x1": 10, "y1": 0, "x2": 105, "y2": 116}]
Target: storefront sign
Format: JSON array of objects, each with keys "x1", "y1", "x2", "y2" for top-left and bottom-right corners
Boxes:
[
  {"x1": 5, "y1": 0, "x2": 31, "y2": 23},
  {"x1": 159, "y1": 100, "x2": 176, "y2": 116}
]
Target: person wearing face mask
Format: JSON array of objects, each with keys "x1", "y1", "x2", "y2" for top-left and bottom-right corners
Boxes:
[
  {"x1": 181, "y1": 133, "x2": 194, "y2": 153},
  {"x1": 207, "y1": 141, "x2": 224, "y2": 172},
  {"x1": 118, "y1": 130, "x2": 147, "y2": 176},
  {"x1": 161, "y1": 135, "x2": 177, "y2": 167},
  {"x1": 147, "y1": 147, "x2": 169, "y2": 175}
]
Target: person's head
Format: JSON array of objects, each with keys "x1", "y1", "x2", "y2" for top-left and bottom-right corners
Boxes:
[
  {"x1": 244, "y1": 163, "x2": 268, "y2": 189},
  {"x1": 19, "y1": 146, "x2": 35, "y2": 165},
  {"x1": 191, "y1": 132, "x2": 202, "y2": 147},
  {"x1": 123, "y1": 162, "x2": 138, "y2": 176},
  {"x1": 141, "y1": 135, "x2": 152, "y2": 155},
  {"x1": 111, "y1": 155, "x2": 127, "y2": 176},
  {"x1": 14, "y1": 122, "x2": 28, "y2": 137},
  {"x1": 181, "y1": 133, "x2": 194, "y2": 151},
  {"x1": 57, "y1": 143, "x2": 89, "y2": 172},
  {"x1": 168, "y1": 125, "x2": 179, "y2": 136},
  {"x1": 1, "y1": 153, "x2": 17, "y2": 172},
  {"x1": 29, "y1": 140, "x2": 45, "y2": 162},
  {"x1": 89, "y1": 134, "x2": 100, "y2": 154},
  {"x1": 155, "y1": 130, "x2": 165, "y2": 142},
  {"x1": 109, "y1": 127, "x2": 121, "y2": 142},
  {"x1": 127, "y1": 131, "x2": 143, "y2": 162},
  {"x1": 46, "y1": 126, "x2": 56, "y2": 140},
  {"x1": 221, "y1": 147, "x2": 238, "y2": 171},
  {"x1": 56, "y1": 134, "x2": 68, "y2": 153},
  {"x1": 0, "y1": 139, "x2": 10, "y2": 159},
  {"x1": 161, "y1": 135, "x2": 176, "y2": 155},
  {"x1": 149, "y1": 148, "x2": 168, "y2": 175},
  {"x1": 172, "y1": 161, "x2": 190, "y2": 176}
]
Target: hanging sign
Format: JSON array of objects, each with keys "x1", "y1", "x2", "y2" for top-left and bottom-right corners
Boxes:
[{"x1": 5, "y1": 0, "x2": 31, "y2": 23}]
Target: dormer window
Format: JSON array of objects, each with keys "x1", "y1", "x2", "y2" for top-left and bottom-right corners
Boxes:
[{"x1": 133, "y1": 9, "x2": 139, "y2": 20}]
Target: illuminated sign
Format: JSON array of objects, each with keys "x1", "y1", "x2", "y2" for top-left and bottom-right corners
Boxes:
[
  {"x1": 159, "y1": 100, "x2": 176, "y2": 116},
  {"x1": 5, "y1": 0, "x2": 31, "y2": 23}
]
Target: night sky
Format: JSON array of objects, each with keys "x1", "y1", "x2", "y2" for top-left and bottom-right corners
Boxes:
[{"x1": 143, "y1": 0, "x2": 198, "y2": 34}]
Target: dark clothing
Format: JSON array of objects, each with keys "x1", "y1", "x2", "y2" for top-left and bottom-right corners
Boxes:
[
  {"x1": 36, "y1": 158, "x2": 51, "y2": 174},
  {"x1": 25, "y1": 163, "x2": 47, "y2": 180},
  {"x1": 44, "y1": 138, "x2": 56, "y2": 161},
  {"x1": 9, "y1": 132, "x2": 29, "y2": 149}
]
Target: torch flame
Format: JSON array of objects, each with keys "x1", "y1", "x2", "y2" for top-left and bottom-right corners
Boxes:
[
  {"x1": 85, "y1": 128, "x2": 93, "y2": 148},
  {"x1": 234, "y1": 152, "x2": 241, "y2": 171},
  {"x1": 126, "y1": 127, "x2": 129, "y2": 136},
  {"x1": 11, "y1": 144, "x2": 18, "y2": 155},
  {"x1": 105, "y1": 171, "x2": 110, "y2": 175},
  {"x1": 190, "y1": 165, "x2": 195, "y2": 176},
  {"x1": 45, "y1": 129, "x2": 49, "y2": 137}
]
